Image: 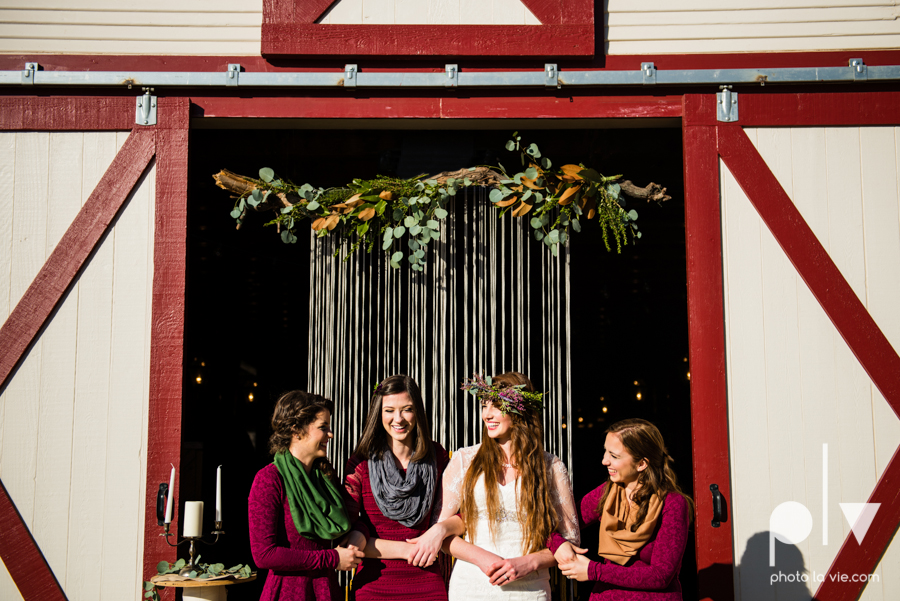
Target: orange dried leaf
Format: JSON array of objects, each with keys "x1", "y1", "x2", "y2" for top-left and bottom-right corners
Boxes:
[
  {"x1": 359, "y1": 207, "x2": 376, "y2": 221},
  {"x1": 378, "y1": 190, "x2": 393, "y2": 200},
  {"x1": 558, "y1": 185, "x2": 581, "y2": 206},
  {"x1": 496, "y1": 197, "x2": 518, "y2": 208},
  {"x1": 521, "y1": 177, "x2": 544, "y2": 190},
  {"x1": 347, "y1": 193, "x2": 362, "y2": 204},
  {"x1": 561, "y1": 165, "x2": 584, "y2": 179},
  {"x1": 325, "y1": 214, "x2": 341, "y2": 230},
  {"x1": 311, "y1": 217, "x2": 327, "y2": 231},
  {"x1": 511, "y1": 202, "x2": 533, "y2": 217}
]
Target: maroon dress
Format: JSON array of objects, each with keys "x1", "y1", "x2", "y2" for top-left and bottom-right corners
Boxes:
[
  {"x1": 343, "y1": 442, "x2": 450, "y2": 601},
  {"x1": 249, "y1": 463, "x2": 341, "y2": 601}
]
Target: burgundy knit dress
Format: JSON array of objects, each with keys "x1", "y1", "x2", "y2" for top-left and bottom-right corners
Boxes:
[
  {"x1": 249, "y1": 463, "x2": 341, "y2": 601},
  {"x1": 343, "y1": 442, "x2": 451, "y2": 601}
]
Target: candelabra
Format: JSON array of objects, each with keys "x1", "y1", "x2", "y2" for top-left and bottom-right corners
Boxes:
[{"x1": 161, "y1": 520, "x2": 225, "y2": 576}]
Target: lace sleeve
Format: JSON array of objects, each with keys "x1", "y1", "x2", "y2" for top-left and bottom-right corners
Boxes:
[
  {"x1": 548, "y1": 454, "x2": 580, "y2": 546},
  {"x1": 434, "y1": 446, "x2": 474, "y2": 523}
]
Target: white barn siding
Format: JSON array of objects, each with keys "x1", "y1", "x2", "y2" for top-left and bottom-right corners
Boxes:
[
  {"x1": 318, "y1": 0, "x2": 541, "y2": 24},
  {"x1": 721, "y1": 127, "x2": 900, "y2": 600},
  {"x1": 0, "y1": 131, "x2": 155, "y2": 601},
  {"x1": 606, "y1": 0, "x2": 900, "y2": 54},
  {"x1": 0, "y1": 0, "x2": 260, "y2": 55}
]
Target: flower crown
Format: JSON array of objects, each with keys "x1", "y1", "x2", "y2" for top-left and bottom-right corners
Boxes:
[{"x1": 460, "y1": 374, "x2": 545, "y2": 416}]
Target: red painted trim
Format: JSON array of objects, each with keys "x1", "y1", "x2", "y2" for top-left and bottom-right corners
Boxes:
[
  {"x1": 262, "y1": 0, "x2": 593, "y2": 57},
  {"x1": 682, "y1": 95, "x2": 735, "y2": 601},
  {"x1": 192, "y1": 94, "x2": 682, "y2": 120},
  {"x1": 1, "y1": 50, "x2": 899, "y2": 73},
  {"x1": 262, "y1": 23, "x2": 594, "y2": 57},
  {"x1": 717, "y1": 124, "x2": 900, "y2": 601},
  {"x1": 0, "y1": 97, "x2": 133, "y2": 131},
  {"x1": 142, "y1": 97, "x2": 189, "y2": 582},
  {"x1": 0, "y1": 128, "x2": 155, "y2": 392},
  {"x1": 684, "y1": 91, "x2": 900, "y2": 127},
  {"x1": 0, "y1": 481, "x2": 66, "y2": 601}
]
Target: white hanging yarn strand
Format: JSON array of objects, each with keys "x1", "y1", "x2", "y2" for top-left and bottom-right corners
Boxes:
[{"x1": 306, "y1": 188, "x2": 573, "y2": 480}]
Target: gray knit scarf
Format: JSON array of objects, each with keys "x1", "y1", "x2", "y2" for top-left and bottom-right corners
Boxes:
[{"x1": 368, "y1": 450, "x2": 436, "y2": 528}]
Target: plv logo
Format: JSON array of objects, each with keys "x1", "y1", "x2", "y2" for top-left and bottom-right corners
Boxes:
[{"x1": 769, "y1": 444, "x2": 880, "y2": 567}]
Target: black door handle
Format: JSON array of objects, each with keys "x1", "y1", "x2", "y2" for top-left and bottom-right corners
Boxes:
[
  {"x1": 710, "y1": 483, "x2": 725, "y2": 528},
  {"x1": 157, "y1": 482, "x2": 169, "y2": 526}
]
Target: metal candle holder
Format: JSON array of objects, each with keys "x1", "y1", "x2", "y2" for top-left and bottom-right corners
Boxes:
[{"x1": 161, "y1": 521, "x2": 225, "y2": 576}]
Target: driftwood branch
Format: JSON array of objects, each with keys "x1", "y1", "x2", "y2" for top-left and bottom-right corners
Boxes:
[{"x1": 618, "y1": 180, "x2": 671, "y2": 203}]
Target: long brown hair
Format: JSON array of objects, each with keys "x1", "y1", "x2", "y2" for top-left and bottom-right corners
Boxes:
[
  {"x1": 268, "y1": 390, "x2": 337, "y2": 476},
  {"x1": 461, "y1": 372, "x2": 556, "y2": 555},
  {"x1": 352, "y1": 374, "x2": 434, "y2": 464},
  {"x1": 598, "y1": 418, "x2": 694, "y2": 529}
]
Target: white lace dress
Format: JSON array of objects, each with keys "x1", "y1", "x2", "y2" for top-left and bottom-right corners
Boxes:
[{"x1": 437, "y1": 444, "x2": 580, "y2": 601}]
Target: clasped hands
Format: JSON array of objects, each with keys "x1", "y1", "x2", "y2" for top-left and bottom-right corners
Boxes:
[
  {"x1": 335, "y1": 531, "x2": 365, "y2": 571},
  {"x1": 554, "y1": 541, "x2": 591, "y2": 582}
]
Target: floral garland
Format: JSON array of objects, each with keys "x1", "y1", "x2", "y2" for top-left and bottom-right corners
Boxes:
[
  {"x1": 460, "y1": 374, "x2": 544, "y2": 416},
  {"x1": 215, "y1": 133, "x2": 664, "y2": 269}
]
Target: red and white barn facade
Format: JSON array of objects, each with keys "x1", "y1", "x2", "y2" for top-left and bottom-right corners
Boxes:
[{"x1": 0, "y1": 2, "x2": 898, "y2": 600}]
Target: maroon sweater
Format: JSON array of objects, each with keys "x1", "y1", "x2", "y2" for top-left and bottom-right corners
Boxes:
[
  {"x1": 248, "y1": 463, "x2": 341, "y2": 601},
  {"x1": 343, "y1": 443, "x2": 450, "y2": 601},
  {"x1": 551, "y1": 483, "x2": 690, "y2": 601}
]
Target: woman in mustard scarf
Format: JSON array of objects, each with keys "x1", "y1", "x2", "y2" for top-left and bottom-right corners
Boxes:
[
  {"x1": 249, "y1": 390, "x2": 364, "y2": 600},
  {"x1": 553, "y1": 419, "x2": 694, "y2": 601}
]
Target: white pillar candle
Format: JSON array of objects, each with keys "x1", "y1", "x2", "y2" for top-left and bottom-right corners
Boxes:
[
  {"x1": 183, "y1": 501, "x2": 204, "y2": 538},
  {"x1": 215, "y1": 465, "x2": 222, "y2": 522},
  {"x1": 165, "y1": 465, "x2": 175, "y2": 524}
]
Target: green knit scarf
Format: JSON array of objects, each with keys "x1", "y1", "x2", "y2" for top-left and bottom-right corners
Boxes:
[{"x1": 274, "y1": 451, "x2": 350, "y2": 541}]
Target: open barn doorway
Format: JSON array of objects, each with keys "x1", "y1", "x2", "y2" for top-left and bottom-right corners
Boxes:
[{"x1": 182, "y1": 123, "x2": 693, "y2": 599}]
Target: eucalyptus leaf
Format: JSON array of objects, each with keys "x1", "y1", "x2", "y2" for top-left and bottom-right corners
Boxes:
[
  {"x1": 549, "y1": 230, "x2": 559, "y2": 243},
  {"x1": 559, "y1": 231, "x2": 567, "y2": 244},
  {"x1": 198, "y1": 574, "x2": 210, "y2": 579},
  {"x1": 157, "y1": 561, "x2": 169, "y2": 573},
  {"x1": 637, "y1": 231, "x2": 643, "y2": 238},
  {"x1": 551, "y1": 242, "x2": 559, "y2": 257},
  {"x1": 541, "y1": 157, "x2": 552, "y2": 169},
  {"x1": 427, "y1": 220, "x2": 439, "y2": 230},
  {"x1": 572, "y1": 219, "x2": 582, "y2": 233},
  {"x1": 426, "y1": 179, "x2": 437, "y2": 187},
  {"x1": 281, "y1": 230, "x2": 292, "y2": 243},
  {"x1": 524, "y1": 166, "x2": 538, "y2": 180},
  {"x1": 188, "y1": 571, "x2": 198, "y2": 578},
  {"x1": 404, "y1": 216, "x2": 416, "y2": 227},
  {"x1": 247, "y1": 197, "x2": 260, "y2": 208},
  {"x1": 174, "y1": 559, "x2": 186, "y2": 569},
  {"x1": 607, "y1": 183, "x2": 621, "y2": 197},
  {"x1": 307, "y1": 200, "x2": 320, "y2": 211},
  {"x1": 410, "y1": 225, "x2": 422, "y2": 236},
  {"x1": 434, "y1": 208, "x2": 448, "y2": 219},
  {"x1": 505, "y1": 140, "x2": 516, "y2": 151},
  {"x1": 281, "y1": 206, "x2": 293, "y2": 214},
  {"x1": 415, "y1": 249, "x2": 425, "y2": 259},
  {"x1": 145, "y1": 591, "x2": 154, "y2": 598},
  {"x1": 145, "y1": 582, "x2": 155, "y2": 591},
  {"x1": 392, "y1": 251, "x2": 404, "y2": 263},
  {"x1": 251, "y1": 189, "x2": 262, "y2": 201},
  {"x1": 229, "y1": 209, "x2": 242, "y2": 219},
  {"x1": 390, "y1": 261, "x2": 400, "y2": 269},
  {"x1": 521, "y1": 189, "x2": 533, "y2": 202},
  {"x1": 393, "y1": 208, "x2": 405, "y2": 221},
  {"x1": 259, "y1": 167, "x2": 274, "y2": 182},
  {"x1": 384, "y1": 227, "x2": 394, "y2": 240},
  {"x1": 394, "y1": 225, "x2": 406, "y2": 238},
  {"x1": 628, "y1": 209, "x2": 638, "y2": 220},
  {"x1": 382, "y1": 238, "x2": 392, "y2": 250},
  {"x1": 408, "y1": 239, "x2": 419, "y2": 250},
  {"x1": 526, "y1": 143, "x2": 541, "y2": 158},
  {"x1": 535, "y1": 230, "x2": 545, "y2": 241},
  {"x1": 530, "y1": 217, "x2": 542, "y2": 229}
]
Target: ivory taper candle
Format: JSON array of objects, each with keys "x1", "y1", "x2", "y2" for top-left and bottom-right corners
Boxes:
[
  {"x1": 215, "y1": 465, "x2": 222, "y2": 522},
  {"x1": 164, "y1": 465, "x2": 175, "y2": 524},
  {"x1": 183, "y1": 501, "x2": 204, "y2": 537}
]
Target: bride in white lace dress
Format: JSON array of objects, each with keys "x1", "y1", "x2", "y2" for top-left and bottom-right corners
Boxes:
[{"x1": 433, "y1": 372, "x2": 580, "y2": 601}]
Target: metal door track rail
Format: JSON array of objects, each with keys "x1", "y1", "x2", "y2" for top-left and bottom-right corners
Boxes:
[{"x1": 4, "y1": 59, "x2": 898, "y2": 89}]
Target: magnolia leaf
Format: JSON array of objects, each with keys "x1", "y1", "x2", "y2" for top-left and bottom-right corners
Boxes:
[
  {"x1": 359, "y1": 207, "x2": 376, "y2": 221},
  {"x1": 560, "y1": 164, "x2": 584, "y2": 178},
  {"x1": 521, "y1": 176, "x2": 544, "y2": 190},
  {"x1": 379, "y1": 190, "x2": 393, "y2": 200},
  {"x1": 434, "y1": 208, "x2": 448, "y2": 219},
  {"x1": 259, "y1": 167, "x2": 274, "y2": 182},
  {"x1": 558, "y1": 185, "x2": 581, "y2": 205},
  {"x1": 307, "y1": 200, "x2": 320, "y2": 211},
  {"x1": 375, "y1": 200, "x2": 387, "y2": 214},
  {"x1": 311, "y1": 217, "x2": 327, "y2": 231},
  {"x1": 496, "y1": 197, "x2": 518, "y2": 208},
  {"x1": 511, "y1": 202, "x2": 533, "y2": 217},
  {"x1": 578, "y1": 168, "x2": 604, "y2": 183},
  {"x1": 357, "y1": 222, "x2": 369, "y2": 236},
  {"x1": 325, "y1": 213, "x2": 341, "y2": 230},
  {"x1": 628, "y1": 209, "x2": 638, "y2": 220},
  {"x1": 394, "y1": 225, "x2": 406, "y2": 238}
]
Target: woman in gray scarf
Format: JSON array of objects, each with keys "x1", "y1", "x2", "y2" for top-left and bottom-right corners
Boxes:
[{"x1": 342, "y1": 375, "x2": 461, "y2": 601}]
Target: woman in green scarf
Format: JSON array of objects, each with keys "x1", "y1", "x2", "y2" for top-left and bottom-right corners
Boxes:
[{"x1": 249, "y1": 390, "x2": 364, "y2": 600}]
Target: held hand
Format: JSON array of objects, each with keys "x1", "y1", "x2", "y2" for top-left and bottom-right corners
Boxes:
[
  {"x1": 336, "y1": 545, "x2": 365, "y2": 571},
  {"x1": 406, "y1": 523, "x2": 446, "y2": 567},
  {"x1": 474, "y1": 551, "x2": 505, "y2": 578},
  {"x1": 553, "y1": 541, "x2": 588, "y2": 565},
  {"x1": 558, "y1": 553, "x2": 591, "y2": 582},
  {"x1": 486, "y1": 555, "x2": 534, "y2": 586}
]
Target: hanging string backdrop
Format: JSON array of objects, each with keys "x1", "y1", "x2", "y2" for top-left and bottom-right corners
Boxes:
[{"x1": 307, "y1": 187, "x2": 573, "y2": 482}]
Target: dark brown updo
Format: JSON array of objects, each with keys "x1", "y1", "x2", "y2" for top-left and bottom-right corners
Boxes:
[{"x1": 268, "y1": 390, "x2": 335, "y2": 465}]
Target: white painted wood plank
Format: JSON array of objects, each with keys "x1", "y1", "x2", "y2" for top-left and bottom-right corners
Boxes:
[
  {"x1": 362, "y1": 0, "x2": 393, "y2": 24},
  {"x1": 100, "y1": 149, "x2": 154, "y2": 601},
  {"x1": 0, "y1": 133, "x2": 15, "y2": 323},
  {"x1": 0, "y1": 559, "x2": 24, "y2": 601},
  {"x1": 1, "y1": 132, "x2": 50, "y2": 532},
  {"x1": 0, "y1": 38, "x2": 262, "y2": 55},
  {"x1": 859, "y1": 127, "x2": 900, "y2": 481},
  {"x1": 395, "y1": 0, "x2": 428, "y2": 24},
  {"x1": 608, "y1": 0, "x2": 897, "y2": 12},
  {"x1": 31, "y1": 133, "x2": 84, "y2": 586},
  {"x1": 607, "y1": 21, "x2": 900, "y2": 41},
  {"x1": 0, "y1": 23, "x2": 260, "y2": 41},
  {"x1": 493, "y1": 0, "x2": 526, "y2": 25},
  {"x1": 0, "y1": 9, "x2": 262, "y2": 26},
  {"x1": 65, "y1": 132, "x2": 117, "y2": 598},
  {"x1": 459, "y1": 0, "x2": 484, "y2": 24},
  {"x1": 720, "y1": 145, "x2": 774, "y2": 600},
  {"x1": 786, "y1": 127, "x2": 854, "y2": 584},
  {"x1": 321, "y1": 0, "x2": 363, "y2": 24},
  {"x1": 427, "y1": 0, "x2": 460, "y2": 25},
  {"x1": 524, "y1": 5, "x2": 539, "y2": 24},
  {"x1": 608, "y1": 6, "x2": 898, "y2": 26},
  {"x1": 607, "y1": 34, "x2": 900, "y2": 55},
  {"x1": 1, "y1": 0, "x2": 261, "y2": 10}
]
